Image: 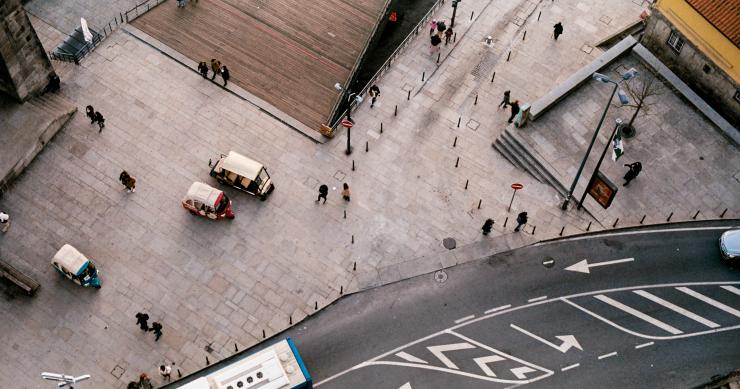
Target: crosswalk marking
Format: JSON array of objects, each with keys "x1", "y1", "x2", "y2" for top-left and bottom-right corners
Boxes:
[
  {"x1": 633, "y1": 290, "x2": 719, "y2": 328},
  {"x1": 594, "y1": 294, "x2": 683, "y2": 335},
  {"x1": 721, "y1": 285, "x2": 740, "y2": 296},
  {"x1": 676, "y1": 287, "x2": 740, "y2": 318}
]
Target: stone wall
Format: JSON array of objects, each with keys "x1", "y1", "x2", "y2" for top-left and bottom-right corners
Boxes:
[
  {"x1": 0, "y1": 0, "x2": 55, "y2": 102},
  {"x1": 641, "y1": 9, "x2": 739, "y2": 127}
]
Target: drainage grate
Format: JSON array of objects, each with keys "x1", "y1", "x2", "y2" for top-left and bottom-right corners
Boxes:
[
  {"x1": 470, "y1": 51, "x2": 497, "y2": 81},
  {"x1": 434, "y1": 270, "x2": 448, "y2": 283}
]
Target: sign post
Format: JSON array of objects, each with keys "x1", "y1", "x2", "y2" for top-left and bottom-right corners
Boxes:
[
  {"x1": 508, "y1": 183, "x2": 524, "y2": 212},
  {"x1": 341, "y1": 119, "x2": 354, "y2": 155}
]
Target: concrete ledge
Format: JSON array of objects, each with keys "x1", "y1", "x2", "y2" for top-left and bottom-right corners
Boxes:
[
  {"x1": 632, "y1": 43, "x2": 739, "y2": 145},
  {"x1": 530, "y1": 35, "x2": 638, "y2": 120}
]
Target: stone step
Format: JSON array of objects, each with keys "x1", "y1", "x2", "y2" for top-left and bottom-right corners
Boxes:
[
  {"x1": 492, "y1": 136, "x2": 544, "y2": 184},
  {"x1": 503, "y1": 129, "x2": 568, "y2": 197}
]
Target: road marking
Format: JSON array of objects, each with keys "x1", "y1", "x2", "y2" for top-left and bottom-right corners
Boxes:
[
  {"x1": 594, "y1": 294, "x2": 683, "y2": 335},
  {"x1": 565, "y1": 257, "x2": 634, "y2": 274},
  {"x1": 399, "y1": 383, "x2": 412, "y2": 389},
  {"x1": 455, "y1": 315, "x2": 475, "y2": 324},
  {"x1": 395, "y1": 351, "x2": 427, "y2": 364},
  {"x1": 510, "y1": 324, "x2": 583, "y2": 353},
  {"x1": 472, "y1": 355, "x2": 505, "y2": 377},
  {"x1": 534, "y1": 226, "x2": 736, "y2": 245},
  {"x1": 633, "y1": 290, "x2": 719, "y2": 328},
  {"x1": 561, "y1": 363, "x2": 580, "y2": 371},
  {"x1": 635, "y1": 342, "x2": 654, "y2": 349},
  {"x1": 484, "y1": 304, "x2": 511, "y2": 314},
  {"x1": 528, "y1": 296, "x2": 547, "y2": 302},
  {"x1": 721, "y1": 285, "x2": 740, "y2": 296},
  {"x1": 510, "y1": 366, "x2": 537, "y2": 379},
  {"x1": 677, "y1": 287, "x2": 740, "y2": 317},
  {"x1": 598, "y1": 351, "x2": 617, "y2": 360},
  {"x1": 427, "y1": 343, "x2": 476, "y2": 369}
]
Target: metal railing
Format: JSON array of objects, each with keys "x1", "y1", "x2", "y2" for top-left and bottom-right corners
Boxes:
[{"x1": 125, "y1": 0, "x2": 168, "y2": 23}]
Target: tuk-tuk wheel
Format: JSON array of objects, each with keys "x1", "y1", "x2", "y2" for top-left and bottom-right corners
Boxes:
[
  {"x1": 94, "y1": 285, "x2": 101, "y2": 290},
  {"x1": 260, "y1": 194, "x2": 267, "y2": 201}
]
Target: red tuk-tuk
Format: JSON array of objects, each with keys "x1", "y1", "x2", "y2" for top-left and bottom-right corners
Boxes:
[{"x1": 182, "y1": 182, "x2": 235, "y2": 219}]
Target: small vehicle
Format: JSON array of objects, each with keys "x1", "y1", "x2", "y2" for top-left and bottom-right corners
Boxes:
[
  {"x1": 51, "y1": 244, "x2": 101, "y2": 289},
  {"x1": 209, "y1": 151, "x2": 275, "y2": 200},
  {"x1": 719, "y1": 229, "x2": 740, "y2": 265},
  {"x1": 182, "y1": 182, "x2": 235, "y2": 219}
]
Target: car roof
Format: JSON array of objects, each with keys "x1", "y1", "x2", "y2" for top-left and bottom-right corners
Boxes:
[
  {"x1": 185, "y1": 182, "x2": 223, "y2": 206},
  {"x1": 52, "y1": 244, "x2": 88, "y2": 273},
  {"x1": 721, "y1": 229, "x2": 740, "y2": 253},
  {"x1": 222, "y1": 151, "x2": 263, "y2": 179}
]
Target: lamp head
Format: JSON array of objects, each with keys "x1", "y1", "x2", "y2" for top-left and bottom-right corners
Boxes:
[
  {"x1": 592, "y1": 72, "x2": 611, "y2": 83},
  {"x1": 334, "y1": 83, "x2": 343, "y2": 91},
  {"x1": 617, "y1": 89, "x2": 629, "y2": 105},
  {"x1": 622, "y1": 68, "x2": 638, "y2": 80}
]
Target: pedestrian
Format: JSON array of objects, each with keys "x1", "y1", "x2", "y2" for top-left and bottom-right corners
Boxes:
[
  {"x1": 341, "y1": 183, "x2": 351, "y2": 202},
  {"x1": 176, "y1": 0, "x2": 186, "y2": 8},
  {"x1": 368, "y1": 84, "x2": 380, "y2": 108},
  {"x1": 221, "y1": 65, "x2": 230, "y2": 87},
  {"x1": 507, "y1": 100, "x2": 520, "y2": 124},
  {"x1": 135, "y1": 312, "x2": 149, "y2": 331},
  {"x1": 86, "y1": 105, "x2": 96, "y2": 124},
  {"x1": 127, "y1": 381, "x2": 140, "y2": 389},
  {"x1": 514, "y1": 211, "x2": 528, "y2": 232},
  {"x1": 197, "y1": 61, "x2": 208, "y2": 78},
  {"x1": 436, "y1": 19, "x2": 447, "y2": 35},
  {"x1": 124, "y1": 174, "x2": 136, "y2": 193},
  {"x1": 444, "y1": 27, "x2": 453, "y2": 45},
  {"x1": 498, "y1": 90, "x2": 511, "y2": 109},
  {"x1": 316, "y1": 184, "x2": 328, "y2": 204},
  {"x1": 94, "y1": 111, "x2": 105, "y2": 132},
  {"x1": 429, "y1": 19, "x2": 437, "y2": 35},
  {"x1": 553, "y1": 22, "x2": 563, "y2": 40},
  {"x1": 430, "y1": 34, "x2": 442, "y2": 55},
  {"x1": 138, "y1": 373, "x2": 153, "y2": 389},
  {"x1": 0, "y1": 211, "x2": 10, "y2": 233},
  {"x1": 119, "y1": 170, "x2": 131, "y2": 188},
  {"x1": 150, "y1": 322, "x2": 163, "y2": 341},
  {"x1": 42, "y1": 74, "x2": 60, "y2": 95},
  {"x1": 210, "y1": 59, "x2": 222, "y2": 81},
  {"x1": 159, "y1": 364, "x2": 172, "y2": 381},
  {"x1": 482, "y1": 218, "x2": 494, "y2": 235},
  {"x1": 623, "y1": 161, "x2": 642, "y2": 186}
]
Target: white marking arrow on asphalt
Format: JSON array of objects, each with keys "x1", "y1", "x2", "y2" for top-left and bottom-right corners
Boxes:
[
  {"x1": 472, "y1": 355, "x2": 506, "y2": 377},
  {"x1": 510, "y1": 366, "x2": 537, "y2": 379},
  {"x1": 510, "y1": 324, "x2": 583, "y2": 353},
  {"x1": 398, "y1": 383, "x2": 412, "y2": 389},
  {"x1": 565, "y1": 257, "x2": 634, "y2": 274},
  {"x1": 395, "y1": 351, "x2": 428, "y2": 364},
  {"x1": 427, "y1": 343, "x2": 476, "y2": 370}
]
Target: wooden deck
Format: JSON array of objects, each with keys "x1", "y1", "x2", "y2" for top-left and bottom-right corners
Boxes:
[{"x1": 131, "y1": 0, "x2": 387, "y2": 133}]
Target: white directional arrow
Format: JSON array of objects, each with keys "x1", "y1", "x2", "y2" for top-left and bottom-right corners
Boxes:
[
  {"x1": 427, "y1": 343, "x2": 475, "y2": 369},
  {"x1": 510, "y1": 366, "x2": 537, "y2": 379},
  {"x1": 473, "y1": 355, "x2": 506, "y2": 377},
  {"x1": 565, "y1": 257, "x2": 634, "y2": 274},
  {"x1": 398, "y1": 383, "x2": 412, "y2": 389},
  {"x1": 510, "y1": 324, "x2": 583, "y2": 353}
]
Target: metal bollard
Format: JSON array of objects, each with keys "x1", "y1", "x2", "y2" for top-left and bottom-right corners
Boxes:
[
  {"x1": 457, "y1": 117, "x2": 461, "y2": 127},
  {"x1": 692, "y1": 210, "x2": 700, "y2": 219},
  {"x1": 478, "y1": 199, "x2": 482, "y2": 209},
  {"x1": 365, "y1": 141, "x2": 368, "y2": 152},
  {"x1": 720, "y1": 208, "x2": 728, "y2": 218},
  {"x1": 522, "y1": 31, "x2": 526, "y2": 40},
  {"x1": 437, "y1": 53, "x2": 441, "y2": 64},
  {"x1": 314, "y1": 301, "x2": 318, "y2": 310},
  {"x1": 394, "y1": 105, "x2": 398, "y2": 116},
  {"x1": 177, "y1": 369, "x2": 182, "y2": 378},
  {"x1": 640, "y1": 214, "x2": 646, "y2": 224},
  {"x1": 422, "y1": 71, "x2": 425, "y2": 81},
  {"x1": 235, "y1": 343, "x2": 238, "y2": 352},
  {"x1": 206, "y1": 356, "x2": 210, "y2": 365},
  {"x1": 503, "y1": 217, "x2": 508, "y2": 227},
  {"x1": 507, "y1": 51, "x2": 511, "y2": 61},
  {"x1": 340, "y1": 286, "x2": 343, "y2": 295},
  {"x1": 470, "y1": 11, "x2": 474, "y2": 20},
  {"x1": 344, "y1": 210, "x2": 346, "y2": 219},
  {"x1": 262, "y1": 329, "x2": 266, "y2": 338},
  {"x1": 289, "y1": 315, "x2": 293, "y2": 325},
  {"x1": 474, "y1": 94, "x2": 478, "y2": 105},
  {"x1": 612, "y1": 218, "x2": 619, "y2": 228},
  {"x1": 352, "y1": 235, "x2": 354, "y2": 244},
  {"x1": 353, "y1": 261, "x2": 357, "y2": 271},
  {"x1": 586, "y1": 221, "x2": 591, "y2": 231},
  {"x1": 465, "y1": 179, "x2": 469, "y2": 190},
  {"x1": 559, "y1": 226, "x2": 565, "y2": 236},
  {"x1": 531, "y1": 226, "x2": 536, "y2": 234},
  {"x1": 666, "y1": 212, "x2": 673, "y2": 222},
  {"x1": 537, "y1": 11, "x2": 541, "y2": 21},
  {"x1": 455, "y1": 157, "x2": 459, "y2": 168},
  {"x1": 491, "y1": 72, "x2": 496, "y2": 83},
  {"x1": 453, "y1": 32, "x2": 457, "y2": 42},
  {"x1": 407, "y1": 90, "x2": 411, "y2": 100},
  {"x1": 380, "y1": 122, "x2": 383, "y2": 133},
  {"x1": 352, "y1": 160, "x2": 355, "y2": 171},
  {"x1": 453, "y1": 136, "x2": 457, "y2": 147}
]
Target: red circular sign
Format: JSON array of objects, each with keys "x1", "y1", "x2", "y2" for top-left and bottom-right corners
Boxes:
[
  {"x1": 511, "y1": 183, "x2": 524, "y2": 190},
  {"x1": 341, "y1": 119, "x2": 354, "y2": 128}
]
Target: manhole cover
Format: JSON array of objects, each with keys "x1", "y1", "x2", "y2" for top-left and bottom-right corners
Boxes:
[
  {"x1": 434, "y1": 270, "x2": 448, "y2": 283},
  {"x1": 542, "y1": 256, "x2": 555, "y2": 268},
  {"x1": 442, "y1": 238, "x2": 457, "y2": 250},
  {"x1": 111, "y1": 365, "x2": 125, "y2": 379}
]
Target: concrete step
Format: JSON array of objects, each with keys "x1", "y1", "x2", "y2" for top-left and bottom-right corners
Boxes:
[
  {"x1": 503, "y1": 129, "x2": 568, "y2": 196},
  {"x1": 492, "y1": 136, "x2": 544, "y2": 184}
]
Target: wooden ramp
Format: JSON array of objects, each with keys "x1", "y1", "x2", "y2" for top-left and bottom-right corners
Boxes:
[{"x1": 131, "y1": 0, "x2": 387, "y2": 133}]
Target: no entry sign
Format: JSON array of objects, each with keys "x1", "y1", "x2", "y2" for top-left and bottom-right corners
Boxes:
[
  {"x1": 511, "y1": 183, "x2": 524, "y2": 190},
  {"x1": 341, "y1": 119, "x2": 354, "y2": 128}
]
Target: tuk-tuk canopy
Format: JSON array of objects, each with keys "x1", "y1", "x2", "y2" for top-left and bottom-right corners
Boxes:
[
  {"x1": 185, "y1": 182, "x2": 224, "y2": 207},
  {"x1": 222, "y1": 151, "x2": 264, "y2": 180},
  {"x1": 52, "y1": 244, "x2": 89, "y2": 275}
]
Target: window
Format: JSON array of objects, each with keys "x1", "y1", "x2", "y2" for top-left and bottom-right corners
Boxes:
[
  {"x1": 667, "y1": 31, "x2": 684, "y2": 53},
  {"x1": 702, "y1": 64, "x2": 711, "y2": 74},
  {"x1": 734, "y1": 89, "x2": 740, "y2": 104}
]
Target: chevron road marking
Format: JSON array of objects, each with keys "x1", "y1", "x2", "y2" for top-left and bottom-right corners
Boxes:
[
  {"x1": 395, "y1": 352, "x2": 427, "y2": 364},
  {"x1": 633, "y1": 290, "x2": 719, "y2": 328},
  {"x1": 594, "y1": 294, "x2": 683, "y2": 334},
  {"x1": 427, "y1": 343, "x2": 476, "y2": 370}
]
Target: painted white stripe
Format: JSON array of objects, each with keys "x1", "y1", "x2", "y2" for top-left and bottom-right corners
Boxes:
[
  {"x1": 598, "y1": 351, "x2": 617, "y2": 360},
  {"x1": 534, "y1": 226, "x2": 736, "y2": 245},
  {"x1": 561, "y1": 363, "x2": 580, "y2": 371},
  {"x1": 633, "y1": 290, "x2": 719, "y2": 328},
  {"x1": 395, "y1": 351, "x2": 427, "y2": 364},
  {"x1": 594, "y1": 294, "x2": 683, "y2": 335},
  {"x1": 454, "y1": 315, "x2": 475, "y2": 324},
  {"x1": 721, "y1": 285, "x2": 740, "y2": 296},
  {"x1": 528, "y1": 295, "x2": 547, "y2": 303},
  {"x1": 484, "y1": 304, "x2": 511, "y2": 314},
  {"x1": 635, "y1": 342, "x2": 654, "y2": 349},
  {"x1": 677, "y1": 287, "x2": 740, "y2": 318}
]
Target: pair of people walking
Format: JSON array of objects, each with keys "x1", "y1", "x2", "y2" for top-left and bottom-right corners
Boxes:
[
  {"x1": 119, "y1": 171, "x2": 137, "y2": 192},
  {"x1": 497, "y1": 91, "x2": 520, "y2": 124},
  {"x1": 480, "y1": 211, "x2": 527, "y2": 234},
  {"x1": 85, "y1": 105, "x2": 105, "y2": 132},
  {"x1": 316, "y1": 183, "x2": 351, "y2": 203},
  {"x1": 207, "y1": 59, "x2": 230, "y2": 86},
  {"x1": 135, "y1": 312, "x2": 163, "y2": 341}
]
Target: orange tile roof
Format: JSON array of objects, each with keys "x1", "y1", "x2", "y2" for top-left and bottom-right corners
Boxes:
[{"x1": 685, "y1": 0, "x2": 740, "y2": 47}]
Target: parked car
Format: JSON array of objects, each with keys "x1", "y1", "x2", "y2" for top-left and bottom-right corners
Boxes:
[
  {"x1": 719, "y1": 229, "x2": 740, "y2": 265},
  {"x1": 209, "y1": 151, "x2": 274, "y2": 200}
]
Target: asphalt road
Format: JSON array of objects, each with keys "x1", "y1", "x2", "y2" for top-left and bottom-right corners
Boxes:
[{"x1": 279, "y1": 222, "x2": 740, "y2": 389}]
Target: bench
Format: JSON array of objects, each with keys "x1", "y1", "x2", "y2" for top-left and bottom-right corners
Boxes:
[{"x1": 0, "y1": 258, "x2": 40, "y2": 296}]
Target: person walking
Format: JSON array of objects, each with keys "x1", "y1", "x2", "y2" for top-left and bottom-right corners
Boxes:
[
  {"x1": 553, "y1": 22, "x2": 563, "y2": 40},
  {"x1": 341, "y1": 183, "x2": 351, "y2": 202},
  {"x1": 430, "y1": 34, "x2": 442, "y2": 55},
  {"x1": 210, "y1": 59, "x2": 222, "y2": 81},
  {"x1": 126, "y1": 381, "x2": 140, "y2": 389},
  {"x1": 176, "y1": 0, "x2": 186, "y2": 8},
  {"x1": 507, "y1": 100, "x2": 520, "y2": 124},
  {"x1": 159, "y1": 364, "x2": 172, "y2": 381},
  {"x1": 444, "y1": 27, "x2": 453, "y2": 45},
  {"x1": 514, "y1": 212, "x2": 528, "y2": 232},
  {"x1": 94, "y1": 111, "x2": 105, "y2": 132},
  {"x1": 481, "y1": 218, "x2": 494, "y2": 236},
  {"x1": 498, "y1": 90, "x2": 511, "y2": 109},
  {"x1": 135, "y1": 312, "x2": 149, "y2": 331},
  {"x1": 623, "y1": 161, "x2": 642, "y2": 186},
  {"x1": 119, "y1": 171, "x2": 131, "y2": 189},
  {"x1": 150, "y1": 322, "x2": 163, "y2": 341},
  {"x1": 0, "y1": 211, "x2": 9, "y2": 233},
  {"x1": 124, "y1": 174, "x2": 136, "y2": 193},
  {"x1": 138, "y1": 373, "x2": 153, "y2": 389},
  {"x1": 436, "y1": 19, "x2": 447, "y2": 35},
  {"x1": 368, "y1": 84, "x2": 380, "y2": 108},
  {"x1": 429, "y1": 19, "x2": 437, "y2": 35},
  {"x1": 316, "y1": 184, "x2": 328, "y2": 204},
  {"x1": 86, "y1": 105, "x2": 96, "y2": 124},
  {"x1": 221, "y1": 65, "x2": 230, "y2": 87},
  {"x1": 197, "y1": 61, "x2": 208, "y2": 78}
]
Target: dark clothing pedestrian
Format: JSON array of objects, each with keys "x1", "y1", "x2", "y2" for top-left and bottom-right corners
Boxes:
[
  {"x1": 341, "y1": 183, "x2": 350, "y2": 201},
  {"x1": 94, "y1": 111, "x2": 105, "y2": 132},
  {"x1": 553, "y1": 22, "x2": 563, "y2": 40},
  {"x1": 127, "y1": 382, "x2": 140, "y2": 389},
  {"x1": 197, "y1": 61, "x2": 208, "y2": 78},
  {"x1": 508, "y1": 100, "x2": 520, "y2": 124},
  {"x1": 42, "y1": 74, "x2": 60, "y2": 94},
  {"x1": 221, "y1": 65, "x2": 230, "y2": 86},
  {"x1": 210, "y1": 59, "x2": 222, "y2": 81},
  {"x1": 139, "y1": 373, "x2": 153, "y2": 389},
  {"x1": 369, "y1": 85, "x2": 380, "y2": 108},
  {"x1": 498, "y1": 90, "x2": 511, "y2": 109},
  {"x1": 623, "y1": 162, "x2": 642, "y2": 186},
  {"x1": 86, "y1": 105, "x2": 96, "y2": 124},
  {"x1": 135, "y1": 312, "x2": 149, "y2": 331},
  {"x1": 514, "y1": 212, "x2": 528, "y2": 232},
  {"x1": 482, "y1": 218, "x2": 494, "y2": 235},
  {"x1": 150, "y1": 322, "x2": 163, "y2": 341},
  {"x1": 316, "y1": 184, "x2": 328, "y2": 204},
  {"x1": 119, "y1": 170, "x2": 131, "y2": 189},
  {"x1": 444, "y1": 28, "x2": 453, "y2": 45},
  {"x1": 124, "y1": 175, "x2": 136, "y2": 193},
  {"x1": 436, "y1": 20, "x2": 447, "y2": 34},
  {"x1": 430, "y1": 34, "x2": 442, "y2": 54}
]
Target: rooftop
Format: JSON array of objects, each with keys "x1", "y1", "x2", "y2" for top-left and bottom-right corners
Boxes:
[{"x1": 685, "y1": 0, "x2": 740, "y2": 47}]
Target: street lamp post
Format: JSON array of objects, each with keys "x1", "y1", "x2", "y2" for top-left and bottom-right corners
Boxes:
[
  {"x1": 560, "y1": 69, "x2": 637, "y2": 210},
  {"x1": 451, "y1": 0, "x2": 461, "y2": 28},
  {"x1": 577, "y1": 118, "x2": 623, "y2": 209}
]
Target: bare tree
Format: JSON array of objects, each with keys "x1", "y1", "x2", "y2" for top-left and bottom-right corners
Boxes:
[{"x1": 618, "y1": 69, "x2": 665, "y2": 136}]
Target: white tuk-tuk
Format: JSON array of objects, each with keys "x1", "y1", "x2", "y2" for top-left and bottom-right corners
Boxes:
[
  {"x1": 182, "y1": 182, "x2": 235, "y2": 220},
  {"x1": 51, "y1": 244, "x2": 101, "y2": 289},
  {"x1": 209, "y1": 151, "x2": 275, "y2": 200}
]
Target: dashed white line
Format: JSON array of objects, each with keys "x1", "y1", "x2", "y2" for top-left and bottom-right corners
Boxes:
[
  {"x1": 598, "y1": 352, "x2": 617, "y2": 360},
  {"x1": 484, "y1": 304, "x2": 512, "y2": 314},
  {"x1": 528, "y1": 296, "x2": 547, "y2": 303},
  {"x1": 560, "y1": 363, "x2": 580, "y2": 371},
  {"x1": 721, "y1": 285, "x2": 740, "y2": 296},
  {"x1": 454, "y1": 315, "x2": 475, "y2": 324},
  {"x1": 635, "y1": 342, "x2": 654, "y2": 349}
]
